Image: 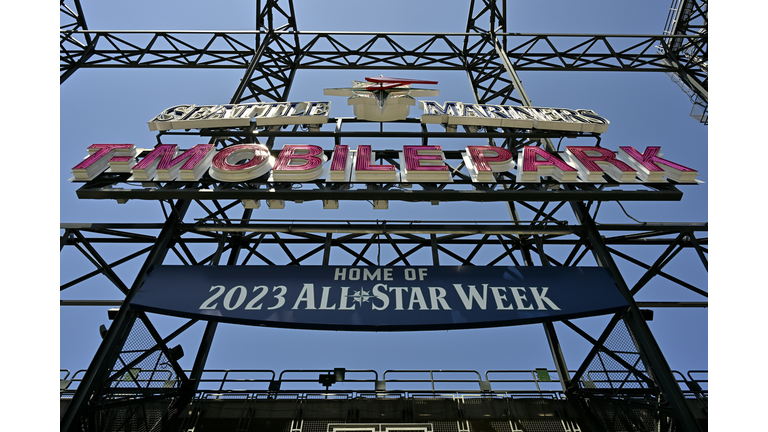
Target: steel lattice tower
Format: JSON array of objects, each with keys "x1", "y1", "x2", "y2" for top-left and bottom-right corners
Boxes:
[{"x1": 60, "y1": 1, "x2": 708, "y2": 431}]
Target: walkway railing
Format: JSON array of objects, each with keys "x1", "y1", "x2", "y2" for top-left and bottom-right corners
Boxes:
[{"x1": 60, "y1": 367, "x2": 707, "y2": 401}]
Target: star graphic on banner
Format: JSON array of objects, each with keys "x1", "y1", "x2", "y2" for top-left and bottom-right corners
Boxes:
[{"x1": 350, "y1": 288, "x2": 374, "y2": 306}]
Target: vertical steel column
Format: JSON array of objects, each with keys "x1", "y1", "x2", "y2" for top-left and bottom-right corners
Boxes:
[
  {"x1": 235, "y1": 0, "x2": 300, "y2": 105},
  {"x1": 504, "y1": 201, "x2": 572, "y2": 395},
  {"x1": 492, "y1": 27, "x2": 573, "y2": 394},
  {"x1": 60, "y1": 0, "x2": 95, "y2": 83},
  {"x1": 323, "y1": 233, "x2": 333, "y2": 265},
  {"x1": 497, "y1": 28, "x2": 701, "y2": 426},
  {"x1": 181, "y1": 321, "x2": 217, "y2": 399},
  {"x1": 570, "y1": 200, "x2": 702, "y2": 432},
  {"x1": 172, "y1": 208, "x2": 254, "y2": 417},
  {"x1": 430, "y1": 234, "x2": 440, "y2": 265},
  {"x1": 231, "y1": 34, "x2": 273, "y2": 104},
  {"x1": 180, "y1": 3, "x2": 300, "y2": 394},
  {"x1": 464, "y1": 0, "x2": 516, "y2": 147},
  {"x1": 535, "y1": 235, "x2": 572, "y2": 394},
  {"x1": 494, "y1": 40, "x2": 557, "y2": 152},
  {"x1": 662, "y1": 57, "x2": 708, "y2": 102},
  {"x1": 543, "y1": 322, "x2": 571, "y2": 392},
  {"x1": 61, "y1": 199, "x2": 191, "y2": 432},
  {"x1": 191, "y1": 208, "x2": 255, "y2": 379},
  {"x1": 661, "y1": 0, "x2": 708, "y2": 105}
]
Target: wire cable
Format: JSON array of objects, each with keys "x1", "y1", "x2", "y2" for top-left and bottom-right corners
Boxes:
[{"x1": 617, "y1": 201, "x2": 645, "y2": 224}]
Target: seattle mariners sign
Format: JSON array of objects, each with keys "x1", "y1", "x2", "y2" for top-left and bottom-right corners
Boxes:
[
  {"x1": 131, "y1": 266, "x2": 628, "y2": 331},
  {"x1": 146, "y1": 76, "x2": 610, "y2": 131}
]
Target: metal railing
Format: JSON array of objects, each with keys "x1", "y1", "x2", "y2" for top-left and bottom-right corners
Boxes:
[{"x1": 60, "y1": 367, "x2": 707, "y2": 401}]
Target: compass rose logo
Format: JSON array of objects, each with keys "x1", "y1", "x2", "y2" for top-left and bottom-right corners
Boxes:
[
  {"x1": 324, "y1": 76, "x2": 439, "y2": 122},
  {"x1": 348, "y1": 288, "x2": 375, "y2": 306}
]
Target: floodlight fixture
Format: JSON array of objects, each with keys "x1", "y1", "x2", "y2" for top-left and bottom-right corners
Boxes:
[{"x1": 168, "y1": 345, "x2": 184, "y2": 362}]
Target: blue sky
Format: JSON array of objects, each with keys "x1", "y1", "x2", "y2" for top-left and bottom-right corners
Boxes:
[
  {"x1": 57, "y1": 0, "x2": 710, "y2": 377},
  {"x1": 53, "y1": 0, "x2": 717, "y2": 413}
]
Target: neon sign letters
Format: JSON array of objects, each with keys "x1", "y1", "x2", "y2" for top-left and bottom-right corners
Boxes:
[
  {"x1": 420, "y1": 101, "x2": 610, "y2": 133},
  {"x1": 86, "y1": 79, "x2": 697, "y2": 189},
  {"x1": 146, "y1": 97, "x2": 609, "y2": 134},
  {"x1": 148, "y1": 102, "x2": 331, "y2": 131},
  {"x1": 72, "y1": 143, "x2": 697, "y2": 184}
]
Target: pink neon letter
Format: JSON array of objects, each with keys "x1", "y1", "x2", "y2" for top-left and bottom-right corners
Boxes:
[
  {"x1": 72, "y1": 144, "x2": 134, "y2": 171},
  {"x1": 466, "y1": 146, "x2": 513, "y2": 172},
  {"x1": 403, "y1": 145, "x2": 448, "y2": 172},
  {"x1": 356, "y1": 145, "x2": 395, "y2": 171},
  {"x1": 619, "y1": 146, "x2": 695, "y2": 173},
  {"x1": 330, "y1": 145, "x2": 349, "y2": 172},
  {"x1": 212, "y1": 144, "x2": 270, "y2": 172},
  {"x1": 133, "y1": 144, "x2": 214, "y2": 172},
  {"x1": 566, "y1": 146, "x2": 634, "y2": 173},
  {"x1": 273, "y1": 145, "x2": 325, "y2": 171},
  {"x1": 522, "y1": 146, "x2": 576, "y2": 173}
]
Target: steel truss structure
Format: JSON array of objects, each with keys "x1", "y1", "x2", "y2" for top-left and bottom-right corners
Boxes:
[
  {"x1": 659, "y1": 0, "x2": 708, "y2": 123},
  {"x1": 60, "y1": 1, "x2": 708, "y2": 431}
]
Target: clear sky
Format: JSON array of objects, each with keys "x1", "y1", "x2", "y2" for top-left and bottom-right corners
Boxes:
[
  {"x1": 54, "y1": 0, "x2": 715, "y2": 410},
  {"x1": 57, "y1": 0, "x2": 710, "y2": 378}
]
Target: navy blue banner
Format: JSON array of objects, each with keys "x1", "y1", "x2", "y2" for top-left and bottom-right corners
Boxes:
[{"x1": 131, "y1": 266, "x2": 628, "y2": 331}]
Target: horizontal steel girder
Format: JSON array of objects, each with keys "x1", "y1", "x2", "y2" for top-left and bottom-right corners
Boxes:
[
  {"x1": 75, "y1": 183, "x2": 684, "y2": 202},
  {"x1": 60, "y1": 31, "x2": 704, "y2": 73},
  {"x1": 60, "y1": 221, "x2": 707, "y2": 240}
]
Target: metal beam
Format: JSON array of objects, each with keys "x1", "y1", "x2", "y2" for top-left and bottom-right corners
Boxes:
[
  {"x1": 61, "y1": 198, "x2": 191, "y2": 432},
  {"x1": 60, "y1": 31, "x2": 703, "y2": 73},
  {"x1": 568, "y1": 200, "x2": 702, "y2": 432},
  {"x1": 76, "y1": 184, "x2": 685, "y2": 202}
]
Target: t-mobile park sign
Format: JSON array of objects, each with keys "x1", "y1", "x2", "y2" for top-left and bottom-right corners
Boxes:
[
  {"x1": 72, "y1": 143, "x2": 698, "y2": 184},
  {"x1": 130, "y1": 266, "x2": 628, "y2": 331}
]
